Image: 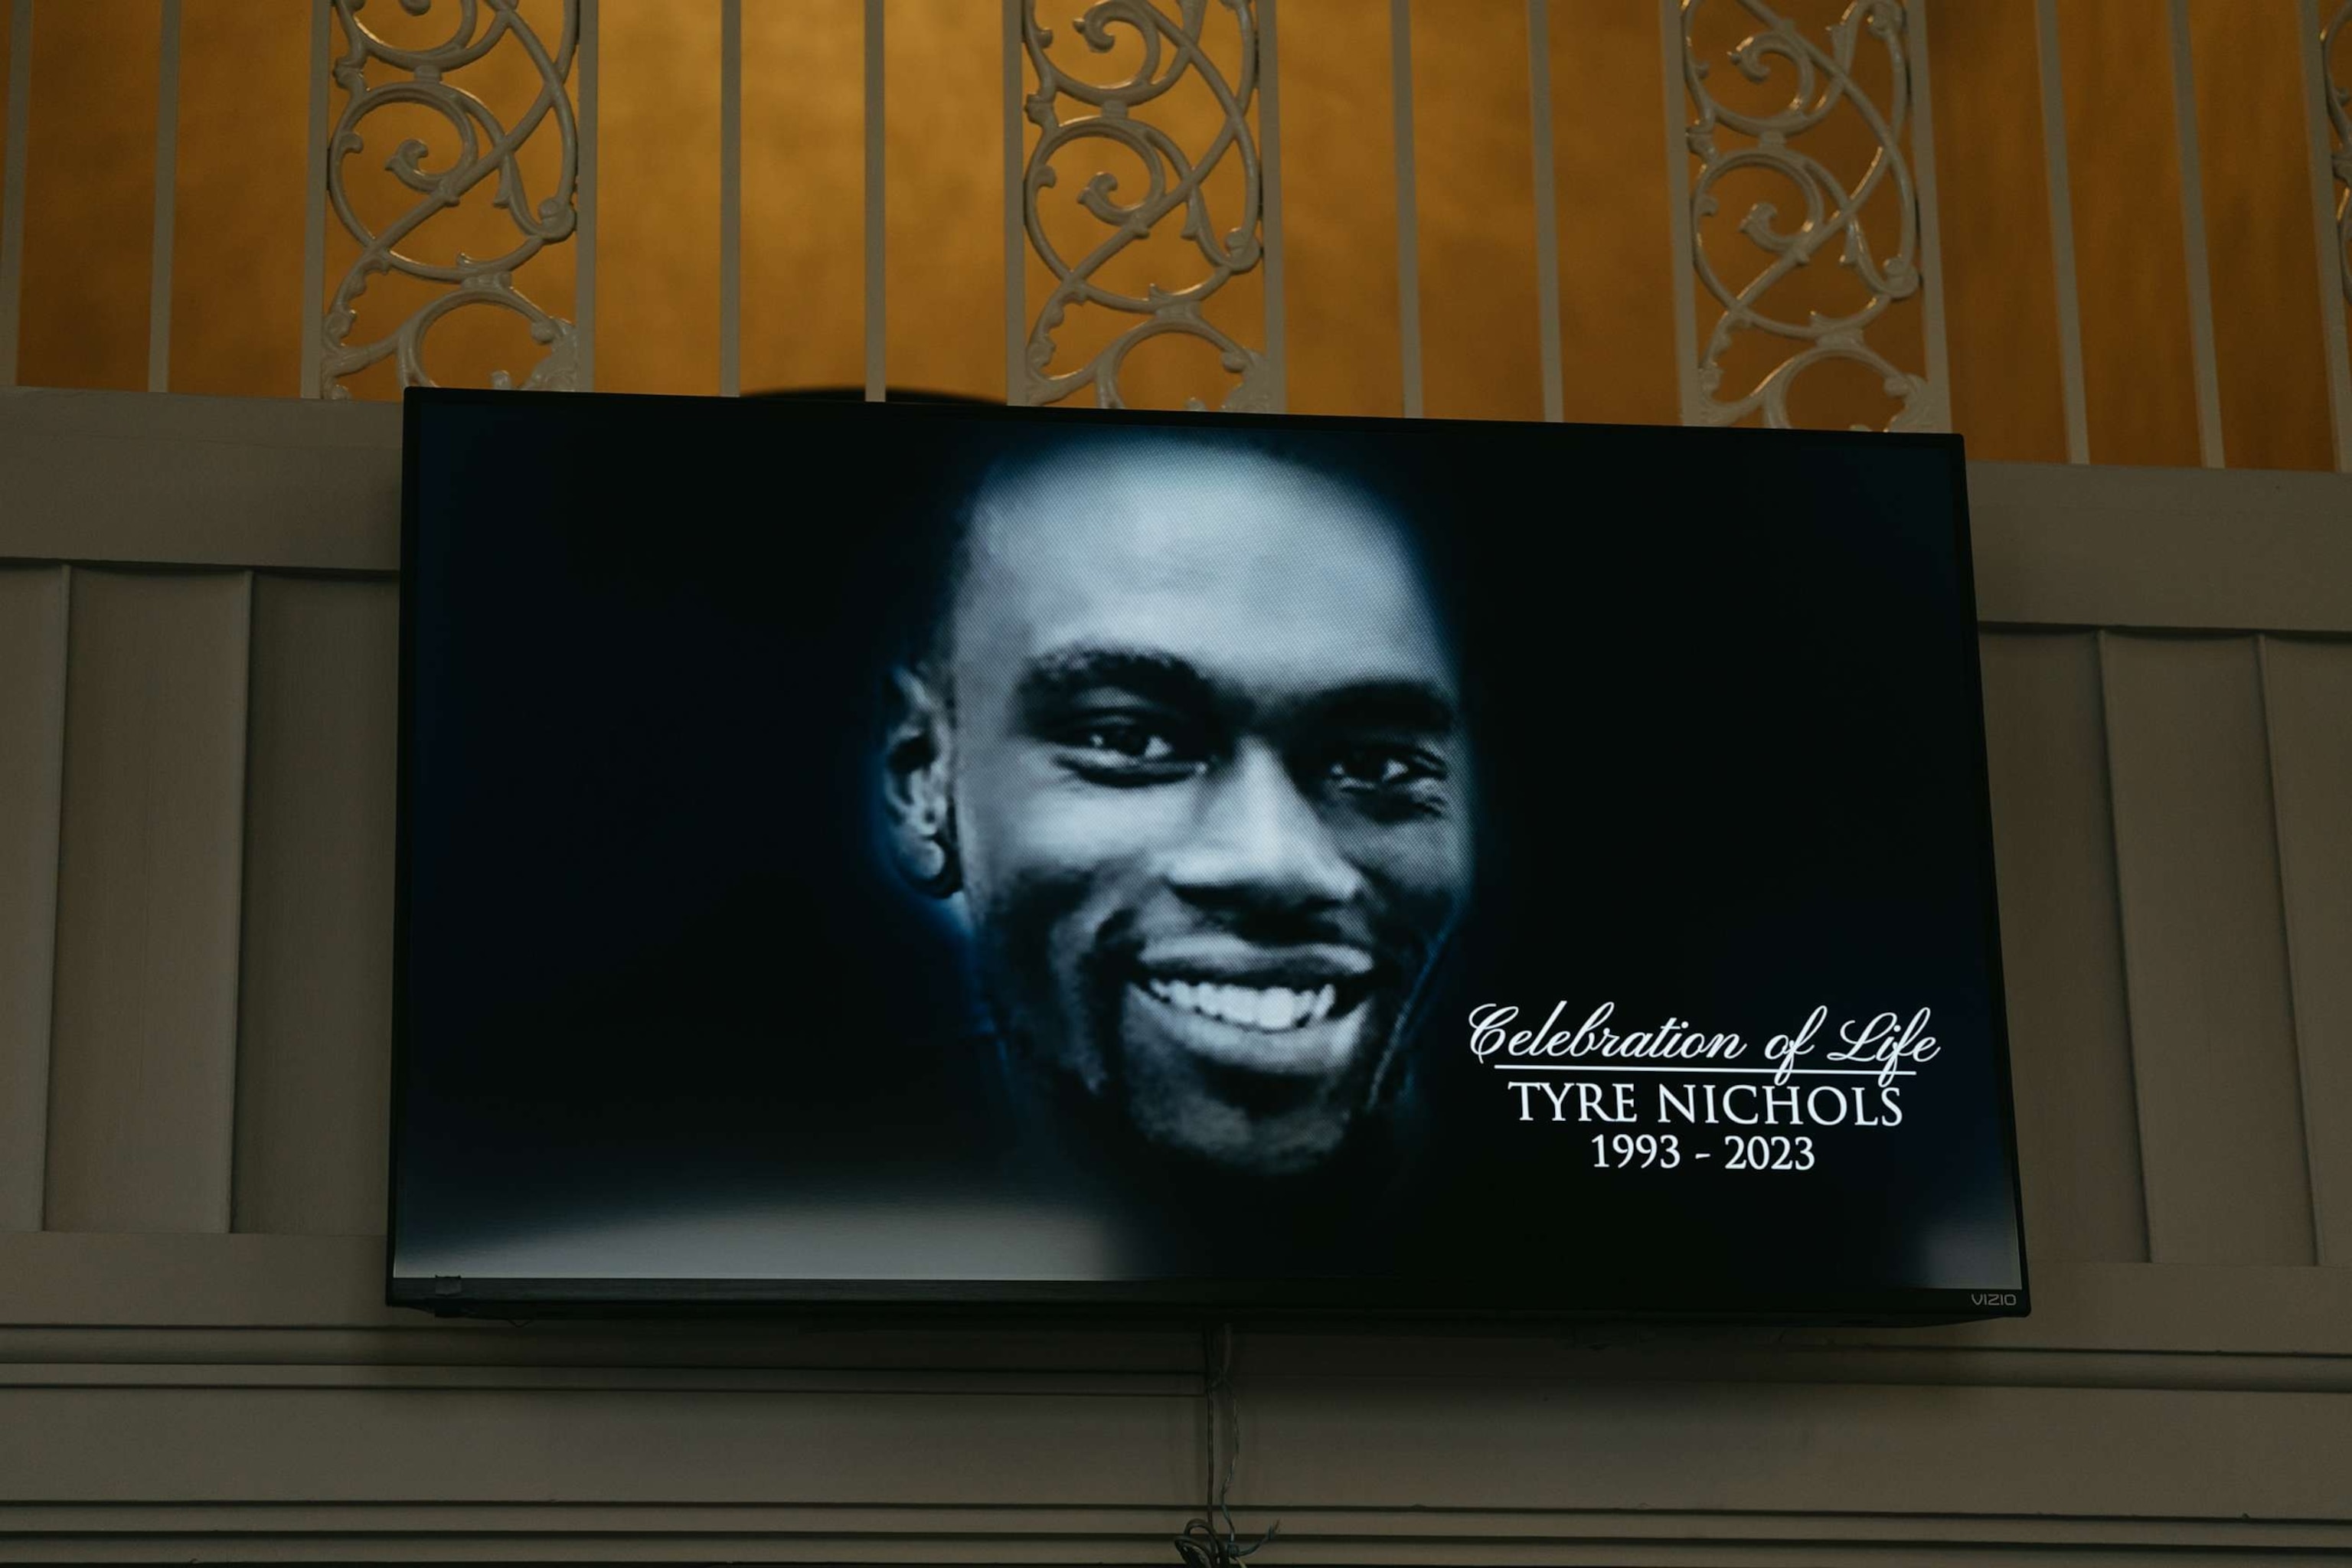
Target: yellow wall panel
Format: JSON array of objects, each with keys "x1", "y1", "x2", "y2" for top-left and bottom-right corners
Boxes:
[
  {"x1": 596, "y1": 0, "x2": 719, "y2": 395},
  {"x1": 0, "y1": 0, "x2": 2337, "y2": 466},
  {"x1": 2187, "y1": 0, "x2": 2334, "y2": 473},
  {"x1": 168, "y1": 1, "x2": 310, "y2": 397},
  {"x1": 2056, "y1": 0, "x2": 2202, "y2": 466},
  {"x1": 1927, "y1": 0, "x2": 2069, "y2": 463},
  {"x1": 886, "y1": 0, "x2": 1001, "y2": 401},
  {"x1": 740, "y1": 4, "x2": 862, "y2": 395},
  {"x1": 1549, "y1": 0, "x2": 1678, "y2": 429},
  {"x1": 16, "y1": 0, "x2": 160, "y2": 390},
  {"x1": 1412, "y1": 0, "x2": 1541, "y2": 423},
  {"x1": 1278, "y1": 0, "x2": 1402, "y2": 416},
  {"x1": 2262, "y1": 636, "x2": 2352, "y2": 1266}
]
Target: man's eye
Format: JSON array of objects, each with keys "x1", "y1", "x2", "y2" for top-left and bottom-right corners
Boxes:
[
  {"x1": 1079, "y1": 720, "x2": 1176, "y2": 763},
  {"x1": 1326, "y1": 745, "x2": 1442, "y2": 790},
  {"x1": 1055, "y1": 715, "x2": 1200, "y2": 780}
]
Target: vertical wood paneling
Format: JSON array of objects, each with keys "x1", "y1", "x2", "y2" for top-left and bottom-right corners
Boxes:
[
  {"x1": 44, "y1": 570, "x2": 250, "y2": 1234},
  {"x1": 2259, "y1": 636, "x2": 2352, "y2": 1265},
  {"x1": 1978, "y1": 632, "x2": 2147, "y2": 1262},
  {"x1": 232, "y1": 577, "x2": 397, "y2": 1236},
  {"x1": 2100, "y1": 632, "x2": 2314, "y2": 1265},
  {"x1": 0, "y1": 565, "x2": 67, "y2": 1231}
]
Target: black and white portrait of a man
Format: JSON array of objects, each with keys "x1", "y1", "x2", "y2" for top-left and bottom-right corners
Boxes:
[
  {"x1": 877, "y1": 432, "x2": 1473, "y2": 1184},
  {"x1": 395, "y1": 394, "x2": 2020, "y2": 1303}
]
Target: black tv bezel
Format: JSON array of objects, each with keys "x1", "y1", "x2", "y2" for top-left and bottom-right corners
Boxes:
[{"x1": 386, "y1": 385, "x2": 2030, "y2": 1325}]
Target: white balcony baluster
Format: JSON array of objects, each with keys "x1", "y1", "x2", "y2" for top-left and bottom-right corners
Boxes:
[
  {"x1": 1009, "y1": 0, "x2": 1277, "y2": 412},
  {"x1": 0, "y1": 0, "x2": 36, "y2": 389},
  {"x1": 315, "y1": 0, "x2": 584, "y2": 398},
  {"x1": 2301, "y1": 0, "x2": 2352, "y2": 471},
  {"x1": 1663, "y1": 0, "x2": 1952, "y2": 433}
]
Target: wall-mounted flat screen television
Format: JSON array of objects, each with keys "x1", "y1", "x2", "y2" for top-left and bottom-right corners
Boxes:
[{"x1": 389, "y1": 389, "x2": 2027, "y2": 1320}]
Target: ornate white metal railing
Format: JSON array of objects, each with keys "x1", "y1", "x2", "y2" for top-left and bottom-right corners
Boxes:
[
  {"x1": 1662, "y1": 0, "x2": 1949, "y2": 434},
  {"x1": 0, "y1": 0, "x2": 2347, "y2": 466},
  {"x1": 1013, "y1": 0, "x2": 1279, "y2": 411},
  {"x1": 316, "y1": 0, "x2": 584, "y2": 399}
]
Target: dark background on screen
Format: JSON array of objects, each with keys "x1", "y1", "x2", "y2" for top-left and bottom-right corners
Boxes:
[{"x1": 392, "y1": 394, "x2": 2022, "y2": 1312}]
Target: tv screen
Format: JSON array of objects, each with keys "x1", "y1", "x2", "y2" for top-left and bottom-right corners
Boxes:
[{"x1": 389, "y1": 389, "x2": 2027, "y2": 1319}]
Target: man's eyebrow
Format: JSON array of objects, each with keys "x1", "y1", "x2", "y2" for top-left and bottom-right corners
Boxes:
[
  {"x1": 1014, "y1": 645, "x2": 1217, "y2": 715},
  {"x1": 1296, "y1": 680, "x2": 1459, "y2": 736},
  {"x1": 1013, "y1": 647, "x2": 1459, "y2": 733}
]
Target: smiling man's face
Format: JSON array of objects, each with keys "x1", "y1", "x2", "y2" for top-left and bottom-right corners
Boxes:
[{"x1": 890, "y1": 441, "x2": 1472, "y2": 1174}]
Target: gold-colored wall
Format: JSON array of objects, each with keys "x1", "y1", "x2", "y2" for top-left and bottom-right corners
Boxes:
[{"x1": 0, "y1": 0, "x2": 2344, "y2": 466}]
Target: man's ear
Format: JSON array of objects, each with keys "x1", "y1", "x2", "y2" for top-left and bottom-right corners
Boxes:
[{"x1": 880, "y1": 665, "x2": 960, "y2": 897}]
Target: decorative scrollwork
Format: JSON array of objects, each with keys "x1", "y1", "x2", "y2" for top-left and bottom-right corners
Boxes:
[
  {"x1": 1680, "y1": 0, "x2": 1942, "y2": 431},
  {"x1": 321, "y1": 0, "x2": 580, "y2": 398},
  {"x1": 1021, "y1": 0, "x2": 1271, "y2": 410},
  {"x1": 2325, "y1": 2, "x2": 2351, "y2": 309}
]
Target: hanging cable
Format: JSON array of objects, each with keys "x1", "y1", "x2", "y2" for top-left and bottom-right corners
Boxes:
[{"x1": 1173, "y1": 1321, "x2": 1279, "y2": 1567}]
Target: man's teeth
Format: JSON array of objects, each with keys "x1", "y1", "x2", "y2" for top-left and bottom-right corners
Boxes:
[{"x1": 1143, "y1": 977, "x2": 1339, "y2": 1031}]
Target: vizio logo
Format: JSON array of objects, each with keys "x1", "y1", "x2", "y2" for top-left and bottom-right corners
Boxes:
[{"x1": 1970, "y1": 1292, "x2": 2019, "y2": 1307}]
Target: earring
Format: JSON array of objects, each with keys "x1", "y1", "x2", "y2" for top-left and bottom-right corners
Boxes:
[
  {"x1": 906, "y1": 829, "x2": 960, "y2": 897},
  {"x1": 908, "y1": 835, "x2": 947, "y2": 882}
]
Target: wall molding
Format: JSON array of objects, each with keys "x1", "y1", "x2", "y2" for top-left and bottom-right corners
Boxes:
[
  {"x1": 2, "y1": 1501, "x2": 2341, "y2": 1564},
  {"x1": 2, "y1": 1233, "x2": 2347, "y2": 1359},
  {"x1": 4, "y1": 390, "x2": 2350, "y2": 634}
]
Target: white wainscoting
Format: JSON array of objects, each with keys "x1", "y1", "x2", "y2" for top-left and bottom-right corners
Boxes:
[{"x1": 0, "y1": 387, "x2": 2347, "y2": 1563}]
